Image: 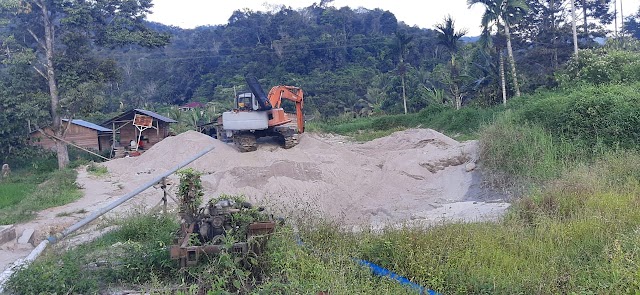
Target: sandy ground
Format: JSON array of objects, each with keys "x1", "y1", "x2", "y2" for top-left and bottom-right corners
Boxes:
[{"x1": 0, "y1": 129, "x2": 509, "y2": 272}]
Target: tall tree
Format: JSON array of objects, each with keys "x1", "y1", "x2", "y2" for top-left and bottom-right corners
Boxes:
[
  {"x1": 479, "y1": 27, "x2": 507, "y2": 105},
  {"x1": 394, "y1": 30, "x2": 413, "y2": 114},
  {"x1": 468, "y1": 0, "x2": 528, "y2": 97},
  {"x1": 624, "y1": 7, "x2": 640, "y2": 39},
  {"x1": 1, "y1": 0, "x2": 168, "y2": 168},
  {"x1": 572, "y1": 0, "x2": 579, "y2": 54},
  {"x1": 577, "y1": 0, "x2": 614, "y2": 37},
  {"x1": 434, "y1": 16, "x2": 468, "y2": 109}
]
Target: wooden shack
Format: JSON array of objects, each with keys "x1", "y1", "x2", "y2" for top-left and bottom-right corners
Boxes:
[
  {"x1": 103, "y1": 109, "x2": 177, "y2": 151},
  {"x1": 30, "y1": 119, "x2": 113, "y2": 152}
]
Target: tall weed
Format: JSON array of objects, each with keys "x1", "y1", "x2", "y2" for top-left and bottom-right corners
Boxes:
[{"x1": 479, "y1": 113, "x2": 583, "y2": 191}]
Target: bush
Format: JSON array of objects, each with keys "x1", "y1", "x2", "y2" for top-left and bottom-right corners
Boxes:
[
  {"x1": 511, "y1": 83, "x2": 640, "y2": 151},
  {"x1": 557, "y1": 49, "x2": 640, "y2": 86}
]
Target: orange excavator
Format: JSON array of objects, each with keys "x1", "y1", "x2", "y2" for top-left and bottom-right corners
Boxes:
[{"x1": 215, "y1": 76, "x2": 305, "y2": 152}]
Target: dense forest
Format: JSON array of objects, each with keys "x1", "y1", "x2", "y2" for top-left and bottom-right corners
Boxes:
[{"x1": 2, "y1": 0, "x2": 640, "y2": 165}]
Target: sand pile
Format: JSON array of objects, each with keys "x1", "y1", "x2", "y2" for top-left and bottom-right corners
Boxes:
[{"x1": 101, "y1": 129, "x2": 504, "y2": 227}]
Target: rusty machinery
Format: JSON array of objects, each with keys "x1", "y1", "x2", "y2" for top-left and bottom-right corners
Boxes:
[{"x1": 170, "y1": 198, "x2": 276, "y2": 267}]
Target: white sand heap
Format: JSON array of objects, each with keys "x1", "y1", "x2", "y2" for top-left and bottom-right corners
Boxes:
[{"x1": 103, "y1": 129, "x2": 506, "y2": 227}]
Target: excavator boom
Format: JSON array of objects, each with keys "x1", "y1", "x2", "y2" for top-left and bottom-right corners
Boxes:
[{"x1": 267, "y1": 86, "x2": 304, "y2": 133}]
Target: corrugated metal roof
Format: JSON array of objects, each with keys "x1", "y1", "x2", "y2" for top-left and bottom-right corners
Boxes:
[
  {"x1": 134, "y1": 109, "x2": 178, "y2": 123},
  {"x1": 63, "y1": 119, "x2": 112, "y2": 132}
]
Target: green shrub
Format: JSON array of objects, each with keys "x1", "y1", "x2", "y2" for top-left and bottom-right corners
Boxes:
[
  {"x1": 310, "y1": 104, "x2": 500, "y2": 141},
  {"x1": 557, "y1": 49, "x2": 640, "y2": 86},
  {"x1": 511, "y1": 83, "x2": 640, "y2": 151}
]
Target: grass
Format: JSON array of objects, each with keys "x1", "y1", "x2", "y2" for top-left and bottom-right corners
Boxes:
[
  {"x1": 0, "y1": 169, "x2": 82, "y2": 224},
  {"x1": 0, "y1": 182, "x2": 35, "y2": 210},
  {"x1": 6, "y1": 212, "x2": 413, "y2": 294},
  {"x1": 308, "y1": 104, "x2": 501, "y2": 141},
  {"x1": 55, "y1": 208, "x2": 88, "y2": 217},
  {"x1": 86, "y1": 162, "x2": 108, "y2": 176},
  {"x1": 6, "y1": 212, "x2": 179, "y2": 294}
]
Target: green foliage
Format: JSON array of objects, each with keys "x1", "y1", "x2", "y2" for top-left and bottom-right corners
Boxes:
[
  {"x1": 6, "y1": 213, "x2": 178, "y2": 294},
  {"x1": 0, "y1": 169, "x2": 81, "y2": 224},
  {"x1": 353, "y1": 151, "x2": 640, "y2": 294},
  {"x1": 2, "y1": 147, "x2": 58, "y2": 173},
  {"x1": 0, "y1": 182, "x2": 35, "y2": 210},
  {"x1": 557, "y1": 49, "x2": 640, "y2": 86},
  {"x1": 479, "y1": 113, "x2": 584, "y2": 185},
  {"x1": 7, "y1": 149, "x2": 640, "y2": 294},
  {"x1": 511, "y1": 83, "x2": 640, "y2": 150},
  {"x1": 177, "y1": 168, "x2": 204, "y2": 215},
  {"x1": 256, "y1": 226, "x2": 413, "y2": 294}
]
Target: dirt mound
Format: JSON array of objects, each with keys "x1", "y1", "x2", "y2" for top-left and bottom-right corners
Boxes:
[
  {"x1": 359, "y1": 128, "x2": 460, "y2": 150},
  {"x1": 99, "y1": 128, "x2": 502, "y2": 227}
]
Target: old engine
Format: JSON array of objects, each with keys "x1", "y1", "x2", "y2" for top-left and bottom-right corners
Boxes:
[{"x1": 170, "y1": 198, "x2": 276, "y2": 267}]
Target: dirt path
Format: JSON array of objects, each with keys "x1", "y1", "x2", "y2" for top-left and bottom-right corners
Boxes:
[{"x1": 1, "y1": 129, "x2": 509, "y2": 271}]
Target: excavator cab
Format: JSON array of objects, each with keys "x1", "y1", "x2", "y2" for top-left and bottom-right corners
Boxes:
[{"x1": 235, "y1": 92, "x2": 259, "y2": 111}]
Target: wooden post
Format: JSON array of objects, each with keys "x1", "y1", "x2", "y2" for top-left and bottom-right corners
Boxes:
[{"x1": 161, "y1": 177, "x2": 168, "y2": 214}]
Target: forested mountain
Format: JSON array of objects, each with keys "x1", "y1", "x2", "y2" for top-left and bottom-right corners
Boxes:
[
  {"x1": 95, "y1": 2, "x2": 608, "y2": 117},
  {"x1": 103, "y1": 6, "x2": 438, "y2": 117}
]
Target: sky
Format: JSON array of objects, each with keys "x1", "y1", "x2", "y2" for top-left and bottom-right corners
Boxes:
[{"x1": 147, "y1": 0, "x2": 640, "y2": 36}]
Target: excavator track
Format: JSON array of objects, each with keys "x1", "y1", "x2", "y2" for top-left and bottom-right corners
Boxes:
[
  {"x1": 234, "y1": 133, "x2": 257, "y2": 152},
  {"x1": 282, "y1": 135, "x2": 299, "y2": 149}
]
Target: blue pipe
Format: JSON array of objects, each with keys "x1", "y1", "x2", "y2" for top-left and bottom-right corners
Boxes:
[
  {"x1": 294, "y1": 232, "x2": 439, "y2": 294},
  {"x1": 354, "y1": 259, "x2": 440, "y2": 295}
]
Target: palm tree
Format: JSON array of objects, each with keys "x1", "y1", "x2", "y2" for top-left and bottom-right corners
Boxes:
[
  {"x1": 435, "y1": 15, "x2": 468, "y2": 67},
  {"x1": 435, "y1": 16, "x2": 467, "y2": 109},
  {"x1": 468, "y1": 0, "x2": 528, "y2": 98},
  {"x1": 572, "y1": 0, "x2": 579, "y2": 55},
  {"x1": 395, "y1": 31, "x2": 413, "y2": 114},
  {"x1": 479, "y1": 27, "x2": 507, "y2": 105}
]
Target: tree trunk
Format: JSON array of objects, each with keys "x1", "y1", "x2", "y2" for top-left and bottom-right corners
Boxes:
[
  {"x1": 39, "y1": 0, "x2": 69, "y2": 168},
  {"x1": 581, "y1": 0, "x2": 589, "y2": 36},
  {"x1": 614, "y1": 0, "x2": 618, "y2": 37},
  {"x1": 551, "y1": 0, "x2": 559, "y2": 69},
  {"x1": 620, "y1": 0, "x2": 625, "y2": 48},
  {"x1": 499, "y1": 51, "x2": 507, "y2": 105},
  {"x1": 572, "y1": 0, "x2": 579, "y2": 55},
  {"x1": 503, "y1": 22, "x2": 521, "y2": 97},
  {"x1": 401, "y1": 75, "x2": 407, "y2": 114}
]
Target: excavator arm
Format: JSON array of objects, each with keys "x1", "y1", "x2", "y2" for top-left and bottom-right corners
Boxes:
[{"x1": 267, "y1": 86, "x2": 304, "y2": 133}]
